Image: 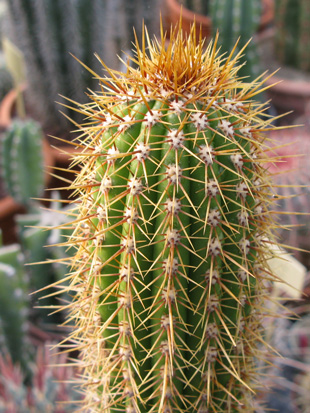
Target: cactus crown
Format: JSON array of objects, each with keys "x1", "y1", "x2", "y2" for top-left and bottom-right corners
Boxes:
[{"x1": 47, "y1": 22, "x2": 281, "y2": 413}]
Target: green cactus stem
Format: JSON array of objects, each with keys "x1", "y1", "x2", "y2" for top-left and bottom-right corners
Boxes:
[
  {"x1": 46, "y1": 23, "x2": 283, "y2": 412},
  {"x1": 5, "y1": 0, "x2": 160, "y2": 135},
  {"x1": 0, "y1": 244, "x2": 30, "y2": 373},
  {"x1": 210, "y1": 0, "x2": 262, "y2": 82},
  {"x1": 1, "y1": 119, "x2": 44, "y2": 209},
  {"x1": 275, "y1": 0, "x2": 310, "y2": 72}
]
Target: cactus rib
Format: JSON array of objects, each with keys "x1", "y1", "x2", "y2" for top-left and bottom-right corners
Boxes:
[{"x1": 47, "y1": 23, "x2": 283, "y2": 412}]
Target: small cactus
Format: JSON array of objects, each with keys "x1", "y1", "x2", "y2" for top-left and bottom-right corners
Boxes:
[
  {"x1": 210, "y1": 0, "x2": 262, "y2": 82},
  {"x1": 275, "y1": 0, "x2": 310, "y2": 72},
  {"x1": 1, "y1": 119, "x2": 45, "y2": 209},
  {"x1": 0, "y1": 344, "x2": 83, "y2": 412},
  {"x1": 46, "y1": 22, "x2": 288, "y2": 412},
  {"x1": 0, "y1": 244, "x2": 30, "y2": 373},
  {"x1": 4, "y1": 0, "x2": 161, "y2": 135}
]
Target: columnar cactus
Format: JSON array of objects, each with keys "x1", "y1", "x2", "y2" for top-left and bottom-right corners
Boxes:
[
  {"x1": 4, "y1": 0, "x2": 161, "y2": 135},
  {"x1": 50, "y1": 23, "x2": 282, "y2": 412},
  {"x1": 275, "y1": 0, "x2": 310, "y2": 72},
  {"x1": 210, "y1": 0, "x2": 262, "y2": 82},
  {"x1": 1, "y1": 119, "x2": 44, "y2": 208},
  {"x1": 0, "y1": 244, "x2": 30, "y2": 373}
]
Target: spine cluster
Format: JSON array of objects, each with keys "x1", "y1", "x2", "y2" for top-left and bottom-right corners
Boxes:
[{"x1": 53, "y1": 25, "x2": 280, "y2": 412}]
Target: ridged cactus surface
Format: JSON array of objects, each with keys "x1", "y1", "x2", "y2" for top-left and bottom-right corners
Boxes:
[
  {"x1": 1, "y1": 119, "x2": 44, "y2": 208},
  {"x1": 4, "y1": 0, "x2": 160, "y2": 135},
  {"x1": 50, "y1": 24, "x2": 281, "y2": 412},
  {"x1": 275, "y1": 0, "x2": 310, "y2": 72},
  {"x1": 210, "y1": 0, "x2": 262, "y2": 82}
]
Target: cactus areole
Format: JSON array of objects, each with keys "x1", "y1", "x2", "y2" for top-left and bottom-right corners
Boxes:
[{"x1": 54, "y1": 23, "x2": 280, "y2": 412}]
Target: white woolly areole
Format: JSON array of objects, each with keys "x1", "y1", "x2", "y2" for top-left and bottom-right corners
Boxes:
[
  {"x1": 230, "y1": 153, "x2": 243, "y2": 169},
  {"x1": 160, "y1": 340, "x2": 170, "y2": 355},
  {"x1": 166, "y1": 198, "x2": 182, "y2": 215},
  {"x1": 164, "y1": 386, "x2": 173, "y2": 400},
  {"x1": 118, "y1": 114, "x2": 132, "y2": 132},
  {"x1": 207, "y1": 209, "x2": 221, "y2": 227},
  {"x1": 145, "y1": 111, "x2": 161, "y2": 127},
  {"x1": 119, "y1": 293, "x2": 131, "y2": 309},
  {"x1": 206, "y1": 180, "x2": 219, "y2": 197},
  {"x1": 101, "y1": 176, "x2": 112, "y2": 193},
  {"x1": 170, "y1": 99, "x2": 184, "y2": 113},
  {"x1": 223, "y1": 99, "x2": 244, "y2": 112},
  {"x1": 101, "y1": 114, "x2": 112, "y2": 127},
  {"x1": 122, "y1": 237, "x2": 135, "y2": 254},
  {"x1": 124, "y1": 206, "x2": 139, "y2": 223},
  {"x1": 207, "y1": 294, "x2": 219, "y2": 312},
  {"x1": 238, "y1": 269, "x2": 248, "y2": 282},
  {"x1": 254, "y1": 204, "x2": 263, "y2": 216},
  {"x1": 119, "y1": 344, "x2": 132, "y2": 361},
  {"x1": 205, "y1": 269, "x2": 219, "y2": 285},
  {"x1": 161, "y1": 314, "x2": 175, "y2": 330},
  {"x1": 120, "y1": 266, "x2": 135, "y2": 281},
  {"x1": 208, "y1": 238, "x2": 222, "y2": 256},
  {"x1": 119, "y1": 321, "x2": 131, "y2": 337},
  {"x1": 162, "y1": 286, "x2": 177, "y2": 304},
  {"x1": 97, "y1": 206, "x2": 106, "y2": 221},
  {"x1": 166, "y1": 164, "x2": 182, "y2": 185},
  {"x1": 135, "y1": 142, "x2": 150, "y2": 162},
  {"x1": 91, "y1": 260, "x2": 102, "y2": 275},
  {"x1": 198, "y1": 145, "x2": 214, "y2": 165},
  {"x1": 239, "y1": 126, "x2": 252, "y2": 137},
  {"x1": 205, "y1": 346, "x2": 217, "y2": 363},
  {"x1": 191, "y1": 112, "x2": 209, "y2": 130},
  {"x1": 236, "y1": 181, "x2": 248, "y2": 199},
  {"x1": 166, "y1": 229, "x2": 181, "y2": 246},
  {"x1": 167, "y1": 129, "x2": 185, "y2": 149},
  {"x1": 162, "y1": 258, "x2": 179, "y2": 276},
  {"x1": 94, "y1": 143, "x2": 103, "y2": 153},
  {"x1": 160, "y1": 364, "x2": 174, "y2": 379},
  {"x1": 240, "y1": 238, "x2": 251, "y2": 255},
  {"x1": 205, "y1": 323, "x2": 218, "y2": 339},
  {"x1": 106, "y1": 146, "x2": 120, "y2": 163},
  {"x1": 219, "y1": 119, "x2": 234, "y2": 137},
  {"x1": 128, "y1": 177, "x2": 143, "y2": 196},
  {"x1": 238, "y1": 210, "x2": 249, "y2": 226}
]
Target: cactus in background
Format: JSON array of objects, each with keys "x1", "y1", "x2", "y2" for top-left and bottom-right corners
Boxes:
[
  {"x1": 44, "y1": 22, "x2": 286, "y2": 412},
  {"x1": 1, "y1": 119, "x2": 44, "y2": 209},
  {"x1": 177, "y1": 0, "x2": 209, "y2": 14},
  {"x1": 4, "y1": 0, "x2": 160, "y2": 136},
  {"x1": 210, "y1": 0, "x2": 262, "y2": 82},
  {"x1": 275, "y1": 0, "x2": 310, "y2": 72},
  {"x1": 0, "y1": 244, "x2": 31, "y2": 374},
  {"x1": 0, "y1": 344, "x2": 83, "y2": 412}
]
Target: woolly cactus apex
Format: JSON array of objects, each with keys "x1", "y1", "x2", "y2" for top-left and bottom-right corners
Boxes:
[{"x1": 47, "y1": 23, "x2": 284, "y2": 412}]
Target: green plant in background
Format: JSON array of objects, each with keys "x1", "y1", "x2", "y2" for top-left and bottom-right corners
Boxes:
[
  {"x1": 0, "y1": 66, "x2": 14, "y2": 101},
  {"x1": 177, "y1": 0, "x2": 209, "y2": 14},
  {"x1": 0, "y1": 242, "x2": 31, "y2": 375},
  {"x1": 275, "y1": 0, "x2": 310, "y2": 72},
  {"x1": 210, "y1": 0, "x2": 262, "y2": 82},
  {"x1": 42, "y1": 20, "x2": 289, "y2": 412},
  {"x1": 4, "y1": 0, "x2": 160, "y2": 136},
  {"x1": 0, "y1": 119, "x2": 45, "y2": 209},
  {"x1": 0, "y1": 344, "x2": 83, "y2": 412}
]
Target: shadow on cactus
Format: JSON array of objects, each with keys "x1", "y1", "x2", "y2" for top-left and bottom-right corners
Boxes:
[{"x1": 41, "y1": 21, "x2": 295, "y2": 412}]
